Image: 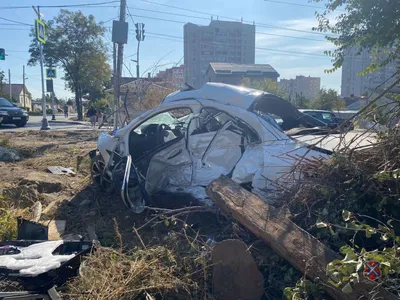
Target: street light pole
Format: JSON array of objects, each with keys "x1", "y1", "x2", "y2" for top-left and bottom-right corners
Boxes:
[{"x1": 33, "y1": 5, "x2": 50, "y2": 130}]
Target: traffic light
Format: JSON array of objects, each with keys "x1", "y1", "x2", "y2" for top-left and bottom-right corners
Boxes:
[
  {"x1": 142, "y1": 24, "x2": 145, "y2": 40},
  {"x1": 135, "y1": 23, "x2": 140, "y2": 41},
  {"x1": 0, "y1": 48, "x2": 5, "y2": 60}
]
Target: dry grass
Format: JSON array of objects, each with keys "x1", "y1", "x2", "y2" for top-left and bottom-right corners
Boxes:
[
  {"x1": 64, "y1": 245, "x2": 198, "y2": 300},
  {"x1": 0, "y1": 196, "x2": 28, "y2": 241}
]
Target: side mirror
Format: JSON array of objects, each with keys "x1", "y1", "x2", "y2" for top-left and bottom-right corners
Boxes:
[{"x1": 12, "y1": 103, "x2": 17, "y2": 107}]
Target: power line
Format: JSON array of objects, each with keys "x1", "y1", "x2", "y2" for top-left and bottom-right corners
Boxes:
[
  {"x1": 264, "y1": 0, "x2": 327, "y2": 9},
  {"x1": 129, "y1": 7, "x2": 326, "y2": 42},
  {"x1": 0, "y1": 1, "x2": 119, "y2": 10},
  {"x1": 0, "y1": 16, "x2": 32, "y2": 26},
  {"x1": 138, "y1": 0, "x2": 337, "y2": 36},
  {"x1": 264, "y1": 0, "x2": 346, "y2": 12}
]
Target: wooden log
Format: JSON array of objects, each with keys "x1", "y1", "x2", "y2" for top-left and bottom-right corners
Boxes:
[{"x1": 206, "y1": 175, "x2": 397, "y2": 300}]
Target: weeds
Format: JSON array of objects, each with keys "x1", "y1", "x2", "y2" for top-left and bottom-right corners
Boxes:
[{"x1": 0, "y1": 136, "x2": 11, "y2": 148}]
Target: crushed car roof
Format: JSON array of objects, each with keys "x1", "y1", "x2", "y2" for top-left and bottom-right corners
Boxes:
[{"x1": 162, "y1": 82, "x2": 264, "y2": 110}]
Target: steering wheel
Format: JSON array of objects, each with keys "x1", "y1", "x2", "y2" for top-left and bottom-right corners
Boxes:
[{"x1": 156, "y1": 124, "x2": 170, "y2": 144}]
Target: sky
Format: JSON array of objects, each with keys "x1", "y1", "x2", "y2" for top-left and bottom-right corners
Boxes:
[{"x1": 0, "y1": 0, "x2": 341, "y2": 100}]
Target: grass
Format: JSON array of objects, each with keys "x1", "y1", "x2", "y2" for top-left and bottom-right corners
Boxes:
[{"x1": 0, "y1": 136, "x2": 11, "y2": 148}]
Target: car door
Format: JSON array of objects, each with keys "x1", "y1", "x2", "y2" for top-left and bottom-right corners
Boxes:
[
  {"x1": 130, "y1": 107, "x2": 195, "y2": 195},
  {"x1": 187, "y1": 108, "x2": 245, "y2": 186}
]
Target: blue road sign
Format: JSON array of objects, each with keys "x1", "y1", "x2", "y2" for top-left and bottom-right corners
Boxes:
[{"x1": 46, "y1": 68, "x2": 56, "y2": 79}]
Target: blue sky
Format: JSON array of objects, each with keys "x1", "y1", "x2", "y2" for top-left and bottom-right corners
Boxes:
[{"x1": 0, "y1": 0, "x2": 340, "y2": 99}]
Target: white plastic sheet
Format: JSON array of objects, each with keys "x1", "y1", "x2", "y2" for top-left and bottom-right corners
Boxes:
[{"x1": 0, "y1": 241, "x2": 75, "y2": 276}]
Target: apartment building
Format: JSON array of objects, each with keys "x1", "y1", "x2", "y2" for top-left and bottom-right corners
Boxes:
[
  {"x1": 341, "y1": 47, "x2": 399, "y2": 97},
  {"x1": 156, "y1": 65, "x2": 185, "y2": 89},
  {"x1": 278, "y1": 75, "x2": 321, "y2": 100},
  {"x1": 184, "y1": 20, "x2": 256, "y2": 88}
]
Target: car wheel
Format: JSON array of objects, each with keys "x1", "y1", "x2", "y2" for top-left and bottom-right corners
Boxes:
[
  {"x1": 90, "y1": 154, "x2": 114, "y2": 194},
  {"x1": 15, "y1": 121, "x2": 27, "y2": 127}
]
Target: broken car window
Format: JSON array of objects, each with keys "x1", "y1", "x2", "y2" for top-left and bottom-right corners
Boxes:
[{"x1": 129, "y1": 108, "x2": 193, "y2": 159}]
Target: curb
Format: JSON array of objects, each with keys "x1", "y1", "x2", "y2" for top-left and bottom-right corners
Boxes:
[{"x1": 48, "y1": 120, "x2": 88, "y2": 125}]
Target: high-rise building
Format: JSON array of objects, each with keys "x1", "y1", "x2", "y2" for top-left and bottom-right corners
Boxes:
[
  {"x1": 278, "y1": 75, "x2": 321, "y2": 100},
  {"x1": 184, "y1": 20, "x2": 256, "y2": 88},
  {"x1": 341, "y1": 48, "x2": 398, "y2": 97}
]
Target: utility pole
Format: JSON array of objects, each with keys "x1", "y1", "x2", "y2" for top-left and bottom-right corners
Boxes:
[
  {"x1": 113, "y1": 0, "x2": 127, "y2": 130},
  {"x1": 23, "y1": 65, "x2": 26, "y2": 108},
  {"x1": 134, "y1": 23, "x2": 145, "y2": 102},
  {"x1": 33, "y1": 5, "x2": 50, "y2": 130},
  {"x1": 8, "y1": 69, "x2": 11, "y2": 100}
]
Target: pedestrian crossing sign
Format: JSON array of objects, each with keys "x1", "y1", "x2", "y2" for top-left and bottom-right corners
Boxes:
[
  {"x1": 46, "y1": 68, "x2": 56, "y2": 79},
  {"x1": 36, "y1": 19, "x2": 46, "y2": 44}
]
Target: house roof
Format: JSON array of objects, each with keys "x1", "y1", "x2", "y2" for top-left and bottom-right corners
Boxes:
[
  {"x1": 1, "y1": 84, "x2": 26, "y2": 97},
  {"x1": 208, "y1": 63, "x2": 280, "y2": 77}
]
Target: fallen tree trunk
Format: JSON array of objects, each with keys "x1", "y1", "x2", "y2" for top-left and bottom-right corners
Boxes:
[{"x1": 206, "y1": 175, "x2": 397, "y2": 300}]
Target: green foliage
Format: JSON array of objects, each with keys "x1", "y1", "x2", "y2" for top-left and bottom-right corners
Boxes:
[
  {"x1": 283, "y1": 278, "x2": 328, "y2": 299},
  {"x1": 313, "y1": 0, "x2": 400, "y2": 73},
  {"x1": 309, "y1": 88, "x2": 344, "y2": 110},
  {"x1": 28, "y1": 10, "x2": 110, "y2": 120},
  {"x1": 241, "y1": 77, "x2": 286, "y2": 98},
  {"x1": 91, "y1": 97, "x2": 110, "y2": 111}
]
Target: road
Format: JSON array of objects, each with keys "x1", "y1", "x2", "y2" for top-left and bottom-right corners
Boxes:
[{"x1": 0, "y1": 114, "x2": 94, "y2": 132}]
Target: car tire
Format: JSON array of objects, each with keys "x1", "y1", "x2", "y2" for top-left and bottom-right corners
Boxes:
[{"x1": 15, "y1": 121, "x2": 27, "y2": 127}]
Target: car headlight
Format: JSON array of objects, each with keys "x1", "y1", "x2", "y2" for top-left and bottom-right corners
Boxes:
[
  {"x1": 0, "y1": 111, "x2": 8, "y2": 116},
  {"x1": 22, "y1": 111, "x2": 28, "y2": 116}
]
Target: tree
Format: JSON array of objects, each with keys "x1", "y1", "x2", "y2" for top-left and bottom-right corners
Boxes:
[
  {"x1": 241, "y1": 78, "x2": 286, "y2": 98},
  {"x1": 310, "y1": 88, "x2": 345, "y2": 110},
  {"x1": 28, "y1": 10, "x2": 110, "y2": 120},
  {"x1": 313, "y1": 0, "x2": 400, "y2": 73}
]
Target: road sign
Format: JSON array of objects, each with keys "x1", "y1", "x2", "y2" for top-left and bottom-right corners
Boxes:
[
  {"x1": 46, "y1": 68, "x2": 56, "y2": 78},
  {"x1": 46, "y1": 79, "x2": 54, "y2": 93},
  {"x1": 36, "y1": 19, "x2": 46, "y2": 44},
  {"x1": 0, "y1": 48, "x2": 4, "y2": 60}
]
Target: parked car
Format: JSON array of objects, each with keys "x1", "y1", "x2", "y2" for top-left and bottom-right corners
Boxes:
[
  {"x1": 299, "y1": 109, "x2": 354, "y2": 131},
  {"x1": 0, "y1": 97, "x2": 29, "y2": 127},
  {"x1": 90, "y1": 83, "x2": 330, "y2": 213}
]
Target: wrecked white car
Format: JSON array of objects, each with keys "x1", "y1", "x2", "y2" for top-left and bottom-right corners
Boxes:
[{"x1": 90, "y1": 83, "x2": 329, "y2": 212}]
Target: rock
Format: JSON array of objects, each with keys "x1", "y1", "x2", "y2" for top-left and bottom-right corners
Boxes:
[
  {"x1": 0, "y1": 146, "x2": 21, "y2": 162},
  {"x1": 212, "y1": 239, "x2": 264, "y2": 300},
  {"x1": 2, "y1": 185, "x2": 39, "y2": 208},
  {"x1": 19, "y1": 172, "x2": 63, "y2": 193}
]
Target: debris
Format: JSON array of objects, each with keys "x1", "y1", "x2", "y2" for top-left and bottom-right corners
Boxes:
[
  {"x1": 47, "y1": 220, "x2": 67, "y2": 241},
  {"x1": 206, "y1": 175, "x2": 397, "y2": 300},
  {"x1": 2, "y1": 185, "x2": 39, "y2": 208},
  {"x1": 47, "y1": 166, "x2": 76, "y2": 176},
  {"x1": 0, "y1": 146, "x2": 21, "y2": 162},
  {"x1": 42, "y1": 199, "x2": 64, "y2": 216},
  {"x1": 19, "y1": 172, "x2": 63, "y2": 193},
  {"x1": 29, "y1": 201, "x2": 42, "y2": 223},
  {"x1": 212, "y1": 239, "x2": 264, "y2": 300},
  {"x1": 86, "y1": 225, "x2": 98, "y2": 241},
  {"x1": 17, "y1": 218, "x2": 48, "y2": 241}
]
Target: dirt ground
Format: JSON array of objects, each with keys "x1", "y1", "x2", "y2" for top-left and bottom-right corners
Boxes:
[{"x1": 0, "y1": 130, "x2": 301, "y2": 299}]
